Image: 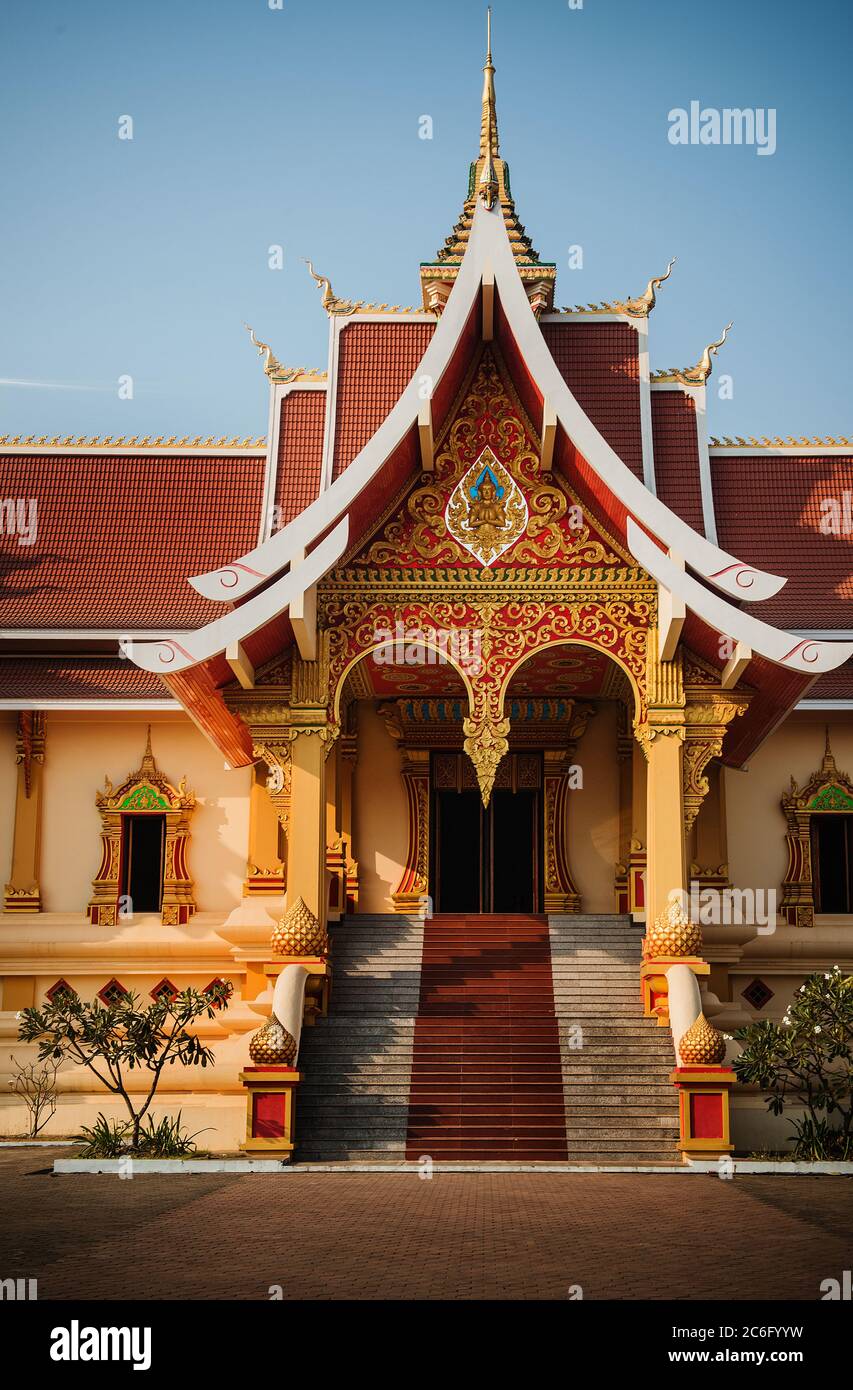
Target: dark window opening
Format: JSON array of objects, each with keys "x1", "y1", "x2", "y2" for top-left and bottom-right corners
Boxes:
[
  {"x1": 121, "y1": 815, "x2": 166, "y2": 915},
  {"x1": 811, "y1": 815, "x2": 853, "y2": 914}
]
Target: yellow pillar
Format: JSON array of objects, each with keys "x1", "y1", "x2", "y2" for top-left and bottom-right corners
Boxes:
[
  {"x1": 691, "y1": 762, "x2": 730, "y2": 891},
  {"x1": 339, "y1": 716, "x2": 359, "y2": 913},
  {"x1": 629, "y1": 738, "x2": 648, "y2": 919},
  {"x1": 272, "y1": 727, "x2": 329, "y2": 957},
  {"x1": 614, "y1": 707, "x2": 633, "y2": 913},
  {"x1": 4, "y1": 713, "x2": 45, "y2": 913},
  {"x1": 644, "y1": 726, "x2": 687, "y2": 924},
  {"x1": 245, "y1": 760, "x2": 285, "y2": 898}
]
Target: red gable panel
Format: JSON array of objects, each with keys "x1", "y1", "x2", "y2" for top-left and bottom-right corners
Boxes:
[
  {"x1": 541, "y1": 320, "x2": 644, "y2": 480},
  {"x1": 712, "y1": 454, "x2": 853, "y2": 628},
  {"x1": 0, "y1": 453, "x2": 265, "y2": 629},
  {"x1": 651, "y1": 390, "x2": 705, "y2": 535},
  {"x1": 273, "y1": 390, "x2": 326, "y2": 526},
  {"x1": 332, "y1": 321, "x2": 435, "y2": 479}
]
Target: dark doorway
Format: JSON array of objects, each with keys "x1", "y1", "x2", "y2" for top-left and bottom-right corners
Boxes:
[
  {"x1": 491, "y1": 788, "x2": 537, "y2": 912},
  {"x1": 435, "y1": 789, "x2": 481, "y2": 913},
  {"x1": 122, "y1": 815, "x2": 166, "y2": 914},
  {"x1": 811, "y1": 815, "x2": 853, "y2": 913},
  {"x1": 432, "y1": 754, "x2": 542, "y2": 913}
]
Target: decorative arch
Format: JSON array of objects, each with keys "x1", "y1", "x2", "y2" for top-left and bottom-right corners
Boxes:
[
  {"x1": 88, "y1": 728, "x2": 196, "y2": 926},
  {"x1": 323, "y1": 593, "x2": 653, "y2": 805},
  {"x1": 781, "y1": 729, "x2": 853, "y2": 927}
]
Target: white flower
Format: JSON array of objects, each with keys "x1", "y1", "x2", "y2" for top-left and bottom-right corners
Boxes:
[
  {"x1": 800, "y1": 985, "x2": 807, "y2": 992},
  {"x1": 825, "y1": 973, "x2": 831, "y2": 980},
  {"x1": 14, "y1": 1011, "x2": 23, "y2": 1021},
  {"x1": 814, "y1": 1026, "x2": 822, "y2": 1034}
]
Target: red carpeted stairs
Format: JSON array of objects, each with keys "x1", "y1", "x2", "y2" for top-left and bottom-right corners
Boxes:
[{"x1": 405, "y1": 914, "x2": 569, "y2": 1161}]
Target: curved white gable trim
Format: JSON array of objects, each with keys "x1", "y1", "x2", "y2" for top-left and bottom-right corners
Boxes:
[
  {"x1": 627, "y1": 519, "x2": 853, "y2": 674},
  {"x1": 186, "y1": 204, "x2": 785, "y2": 606},
  {"x1": 186, "y1": 237, "x2": 486, "y2": 603},
  {"x1": 128, "y1": 519, "x2": 349, "y2": 674}
]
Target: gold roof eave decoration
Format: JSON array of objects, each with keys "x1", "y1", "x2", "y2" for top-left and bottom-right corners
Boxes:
[
  {"x1": 0, "y1": 434, "x2": 267, "y2": 450},
  {"x1": 560, "y1": 257, "x2": 677, "y2": 319},
  {"x1": 651, "y1": 323, "x2": 733, "y2": 386},
  {"x1": 709, "y1": 434, "x2": 853, "y2": 449},
  {"x1": 304, "y1": 260, "x2": 416, "y2": 318},
  {"x1": 243, "y1": 323, "x2": 326, "y2": 385}
]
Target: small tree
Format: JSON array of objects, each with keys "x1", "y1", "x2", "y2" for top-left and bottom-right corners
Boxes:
[
  {"x1": 9, "y1": 1053, "x2": 62, "y2": 1137},
  {"x1": 17, "y1": 981, "x2": 233, "y2": 1153},
  {"x1": 733, "y1": 967, "x2": 853, "y2": 1160}
]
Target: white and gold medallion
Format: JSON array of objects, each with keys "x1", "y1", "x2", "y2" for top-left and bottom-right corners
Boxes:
[{"x1": 444, "y1": 446, "x2": 528, "y2": 566}]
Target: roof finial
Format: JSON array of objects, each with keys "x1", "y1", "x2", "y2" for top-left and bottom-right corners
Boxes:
[
  {"x1": 243, "y1": 323, "x2": 283, "y2": 378},
  {"x1": 140, "y1": 724, "x2": 157, "y2": 777},
  {"x1": 822, "y1": 725, "x2": 837, "y2": 774},
  {"x1": 478, "y1": 8, "x2": 500, "y2": 207},
  {"x1": 669, "y1": 322, "x2": 733, "y2": 386}
]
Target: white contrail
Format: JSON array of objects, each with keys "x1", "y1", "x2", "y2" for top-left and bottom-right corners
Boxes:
[{"x1": 0, "y1": 378, "x2": 113, "y2": 392}]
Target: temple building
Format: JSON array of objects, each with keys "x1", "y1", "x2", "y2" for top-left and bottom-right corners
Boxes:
[{"x1": 2, "y1": 27, "x2": 852, "y2": 1161}]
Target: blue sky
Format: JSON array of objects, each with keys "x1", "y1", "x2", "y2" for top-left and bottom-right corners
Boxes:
[{"x1": 1, "y1": 0, "x2": 851, "y2": 441}]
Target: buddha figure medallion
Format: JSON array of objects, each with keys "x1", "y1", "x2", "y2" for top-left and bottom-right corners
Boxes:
[{"x1": 445, "y1": 445, "x2": 528, "y2": 566}]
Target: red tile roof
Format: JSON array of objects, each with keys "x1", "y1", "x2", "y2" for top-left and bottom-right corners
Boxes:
[
  {"x1": 651, "y1": 390, "x2": 705, "y2": 535},
  {"x1": 332, "y1": 322, "x2": 435, "y2": 480},
  {"x1": 0, "y1": 453, "x2": 265, "y2": 629},
  {"x1": 0, "y1": 657, "x2": 168, "y2": 701},
  {"x1": 273, "y1": 390, "x2": 326, "y2": 527},
  {"x1": 711, "y1": 454, "x2": 853, "y2": 628},
  {"x1": 541, "y1": 321, "x2": 644, "y2": 480},
  {"x1": 807, "y1": 664, "x2": 853, "y2": 700}
]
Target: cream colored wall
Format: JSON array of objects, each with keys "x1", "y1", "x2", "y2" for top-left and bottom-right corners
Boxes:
[
  {"x1": 567, "y1": 701, "x2": 621, "y2": 914},
  {"x1": 40, "y1": 714, "x2": 251, "y2": 913},
  {"x1": 353, "y1": 703, "x2": 408, "y2": 913},
  {"x1": 0, "y1": 715, "x2": 18, "y2": 891},
  {"x1": 725, "y1": 714, "x2": 853, "y2": 901}
]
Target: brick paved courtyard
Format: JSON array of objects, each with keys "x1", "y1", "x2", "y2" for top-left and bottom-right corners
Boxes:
[{"x1": 0, "y1": 1149, "x2": 850, "y2": 1301}]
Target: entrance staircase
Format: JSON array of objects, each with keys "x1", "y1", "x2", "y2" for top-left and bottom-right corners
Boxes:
[
  {"x1": 549, "y1": 915, "x2": 680, "y2": 1162},
  {"x1": 295, "y1": 913, "x2": 679, "y2": 1163},
  {"x1": 405, "y1": 915, "x2": 567, "y2": 1160}
]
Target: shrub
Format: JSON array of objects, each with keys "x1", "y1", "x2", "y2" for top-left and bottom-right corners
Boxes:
[
  {"x1": 17, "y1": 980, "x2": 233, "y2": 1153},
  {"x1": 733, "y1": 967, "x2": 852, "y2": 1160}
]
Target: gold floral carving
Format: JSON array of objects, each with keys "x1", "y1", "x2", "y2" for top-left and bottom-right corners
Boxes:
[
  {"x1": 249, "y1": 1017, "x2": 298, "y2": 1066},
  {"x1": 678, "y1": 1013, "x2": 726, "y2": 1066},
  {"x1": 271, "y1": 895, "x2": 328, "y2": 958},
  {"x1": 462, "y1": 711, "x2": 511, "y2": 807},
  {"x1": 681, "y1": 695, "x2": 748, "y2": 831},
  {"x1": 358, "y1": 352, "x2": 622, "y2": 571},
  {"x1": 644, "y1": 898, "x2": 703, "y2": 959}
]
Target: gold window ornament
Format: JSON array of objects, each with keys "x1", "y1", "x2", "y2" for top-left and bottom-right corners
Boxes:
[{"x1": 88, "y1": 727, "x2": 196, "y2": 927}]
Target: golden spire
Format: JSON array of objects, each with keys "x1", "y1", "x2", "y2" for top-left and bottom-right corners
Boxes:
[
  {"x1": 479, "y1": 8, "x2": 500, "y2": 198},
  {"x1": 139, "y1": 725, "x2": 157, "y2": 778},
  {"x1": 422, "y1": 12, "x2": 555, "y2": 313},
  {"x1": 822, "y1": 725, "x2": 838, "y2": 775}
]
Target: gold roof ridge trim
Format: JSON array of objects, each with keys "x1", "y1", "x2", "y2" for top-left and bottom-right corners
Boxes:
[
  {"x1": 0, "y1": 434, "x2": 268, "y2": 449},
  {"x1": 243, "y1": 325, "x2": 326, "y2": 384},
  {"x1": 304, "y1": 259, "x2": 416, "y2": 317},
  {"x1": 708, "y1": 434, "x2": 853, "y2": 448},
  {"x1": 651, "y1": 322, "x2": 733, "y2": 386},
  {"x1": 559, "y1": 257, "x2": 677, "y2": 319}
]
